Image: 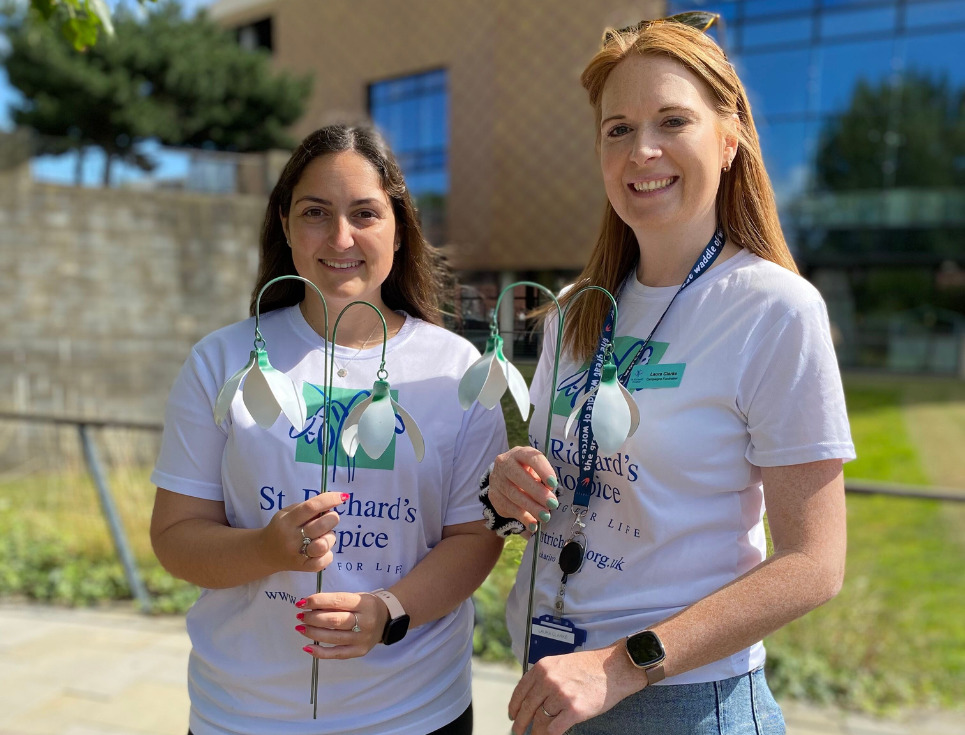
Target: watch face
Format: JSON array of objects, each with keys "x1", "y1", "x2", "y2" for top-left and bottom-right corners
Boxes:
[
  {"x1": 626, "y1": 631, "x2": 665, "y2": 668},
  {"x1": 383, "y1": 614, "x2": 410, "y2": 645}
]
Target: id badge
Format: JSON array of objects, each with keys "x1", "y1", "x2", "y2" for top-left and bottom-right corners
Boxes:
[{"x1": 528, "y1": 615, "x2": 588, "y2": 666}]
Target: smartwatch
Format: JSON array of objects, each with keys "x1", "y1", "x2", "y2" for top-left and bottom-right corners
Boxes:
[
  {"x1": 625, "y1": 629, "x2": 666, "y2": 685},
  {"x1": 371, "y1": 589, "x2": 410, "y2": 645}
]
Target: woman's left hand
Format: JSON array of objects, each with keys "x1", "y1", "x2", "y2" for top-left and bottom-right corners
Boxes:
[
  {"x1": 509, "y1": 646, "x2": 644, "y2": 735},
  {"x1": 295, "y1": 591, "x2": 389, "y2": 659}
]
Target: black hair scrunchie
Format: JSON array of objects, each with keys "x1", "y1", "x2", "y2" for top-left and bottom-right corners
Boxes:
[{"x1": 479, "y1": 463, "x2": 526, "y2": 537}]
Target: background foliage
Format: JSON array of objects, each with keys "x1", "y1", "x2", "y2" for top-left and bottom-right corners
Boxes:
[{"x1": 2, "y1": 0, "x2": 312, "y2": 183}]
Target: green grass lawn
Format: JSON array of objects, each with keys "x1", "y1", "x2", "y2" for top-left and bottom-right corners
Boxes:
[{"x1": 0, "y1": 373, "x2": 962, "y2": 713}]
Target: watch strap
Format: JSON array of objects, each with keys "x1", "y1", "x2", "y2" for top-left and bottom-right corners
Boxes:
[
  {"x1": 371, "y1": 589, "x2": 406, "y2": 620},
  {"x1": 645, "y1": 663, "x2": 666, "y2": 685}
]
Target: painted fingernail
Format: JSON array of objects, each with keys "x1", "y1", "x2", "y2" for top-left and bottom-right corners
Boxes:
[
  {"x1": 545, "y1": 476, "x2": 558, "y2": 489},
  {"x1": 302, "y1": 645, "x2": 314, "y2": 653},
  {"x1": 340, "y1": 493, "x2": 350, "y2": 502},
  {"x1": 296, "y1": 612, "x2": 305, "y2": 621},
  {"x1": 528, "y1": 522, "x2": 538, "y2": 533},
  {"x1": 295, "y1": 599, "x2": 307, "y2": 608},
  {"x1": 546, "y1": 496, "x2": 559, "y2": 510},
  {"x1": 538, "y1": 511, "x2": 552, "y2": 523},
  {"x1": 295, "y1": 625, "x2": 306, "y2": 632}
]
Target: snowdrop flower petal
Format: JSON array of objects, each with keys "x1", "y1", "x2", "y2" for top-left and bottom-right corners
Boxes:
[
  {"x1": 590, "y1": 364, "x2": 632, "y2": 456},
  {"x1": 356, "y1": 380, "x2": 398, "y2": 459},
  {"x1": 213, "y1": 351, "x2": 256, "y2": 425},
  {"x1": 476, "y1": 351, "x2": 508, "y2": 410},
  {"x1": 391, "y1": 399, "x2": 425, "y2": 462},
  {"x1": 562, "y1": 363, "x2": 639, "y2": 455},
  {"x1": 563, "y1": 385, "x2": 598, "y2": 440},
  {"x1": 340, "y1": 394, "x2": 373, "y2": 458},
  {"x1": 242, "y1": 350, "x2": 307, "y2": 430},
  {"x1": 503, "y1": 352, "x2": 531, "y2": 421},
  {"x1": 620, "y1": 381, "x2": 641, "y2": 439},
  {"x1": 458, "y1": 337, "x2": 499, "y2": 410}
]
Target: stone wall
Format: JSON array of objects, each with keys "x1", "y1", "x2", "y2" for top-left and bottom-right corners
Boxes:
[{"x1": 0, "y1": 164, "x2": 265, "y2": 424}]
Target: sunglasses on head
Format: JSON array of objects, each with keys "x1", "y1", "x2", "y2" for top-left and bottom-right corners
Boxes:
[{"x1": 603, "y1": 10, "x2": 721, "y2": 46}]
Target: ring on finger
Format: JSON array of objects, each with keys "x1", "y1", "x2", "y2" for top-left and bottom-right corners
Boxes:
[
  {"x1": 351, "y1": 613, "x2": 361, "y2": 633},
  {"x1": 541, "y1": 705, "x2": 557, "y2": 717},
  {"x1": 299, "y1": 528, "x2": 312, "y2": 557}
]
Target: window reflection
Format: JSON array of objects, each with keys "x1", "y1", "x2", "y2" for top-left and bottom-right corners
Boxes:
[
  {"x1": 817, "y1": 39, "x2": 894, "y2": 114},
  {"x1": 904, "y1": 30, "x2": 965, "y2": 84},
  {"x1": 742, "y1": 16, "x2": 812, "y2": 49},
  {"x1": 741, "y1": 0, "x2": 815, "y2": 15},
  {"x1": 740, "y1": 49, "x2": 812, "y2": 117},
  {"x1": 820, "y1": 6, "x2": 897, "y2": 40},
  {"x1": 906, "y1": 1, "x2": 965, "y2": 30},
  {"x1": 369, "y1": 69, "x2": 449, "y2": 246}
]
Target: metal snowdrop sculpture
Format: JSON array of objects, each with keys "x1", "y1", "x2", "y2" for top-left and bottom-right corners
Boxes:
[
  {"x1": 213, "y1": 274, "x2": 424, "y2": 718},
  {"x1": 457, "y1": 281, "x2": 638, "y2": 670}
]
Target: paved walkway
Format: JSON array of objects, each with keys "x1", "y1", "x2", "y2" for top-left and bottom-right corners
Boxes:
[{"x1": 0, "y1": 602, "x2": 960, "y2": 735}]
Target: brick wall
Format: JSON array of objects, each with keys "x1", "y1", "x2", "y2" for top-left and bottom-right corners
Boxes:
[
  {"x1": 214, "y1": 0, "x2": 663, "y2": 273},
  {"x1": 0, "y1": 165, "x2": 264, "y2": 423}
]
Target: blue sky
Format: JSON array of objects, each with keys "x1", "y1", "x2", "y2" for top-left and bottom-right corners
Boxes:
[{"x1": 1, "y1": 0, "x2": 217, "y2": 186}]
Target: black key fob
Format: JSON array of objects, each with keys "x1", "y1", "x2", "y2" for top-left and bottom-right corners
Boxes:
[{"x1": 559, "y1": 538, "x2": 585, "y2": 576}]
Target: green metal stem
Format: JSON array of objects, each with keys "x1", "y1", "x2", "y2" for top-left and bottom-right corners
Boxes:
[{"x1": 492, "y1": 281, "x2": 618, "y2": 673}]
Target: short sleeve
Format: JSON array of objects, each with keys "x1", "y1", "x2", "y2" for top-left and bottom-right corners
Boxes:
[
  {"x1": 443, "y1": 393, "x2": 509, "y2": 527},
  {"x1": 738, "y1": 299, "x2": 856, "y2": 467},
  {"x1": 529, "y1": 311, "x2": 560, "y2": 406},
  {"x1": 150, "y1": 348, "x2": 228, "y2": 500}
]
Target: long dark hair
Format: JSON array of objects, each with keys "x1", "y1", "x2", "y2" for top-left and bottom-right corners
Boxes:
[{"x1": 250, "y1": 123, "x2": 444, "y2": 324}]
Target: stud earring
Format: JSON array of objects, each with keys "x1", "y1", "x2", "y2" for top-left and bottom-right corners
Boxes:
[{"x1": 722, "y1": 163, "x2": 731, "y2": 173}]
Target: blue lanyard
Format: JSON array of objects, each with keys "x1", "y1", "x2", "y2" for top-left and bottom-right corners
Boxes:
[{"x1": 573, "y1": 229, "x2": 726, "y2": 508}]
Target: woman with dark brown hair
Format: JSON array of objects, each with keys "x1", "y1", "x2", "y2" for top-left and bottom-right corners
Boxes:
[
  {"x1": 150, "y1": 123, "x2": 506, "y2": 735},
  {"x1": 482, "y1": 15, "x2": 854, "y2": 735}
]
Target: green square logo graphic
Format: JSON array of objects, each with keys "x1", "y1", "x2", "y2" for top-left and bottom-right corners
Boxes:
[
  {"x1": 293, "y1": 383, "x2": 398, "y2": 470},
  {"x1": 551, "y1": 337, "x2": 668, "y2": 417}
]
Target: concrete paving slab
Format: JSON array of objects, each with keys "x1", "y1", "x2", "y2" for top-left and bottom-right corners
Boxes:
[{"x1": 0, "y1": 602, "x2": 960, "y2": 735}]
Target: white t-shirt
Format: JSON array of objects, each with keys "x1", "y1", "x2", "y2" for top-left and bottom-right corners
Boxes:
[
  {"x1": 506, "y1": 250, "x2": 855, "y2": 684},
  {"x1": 151, "y1": 305, "x2": 507, "y2": 735}
]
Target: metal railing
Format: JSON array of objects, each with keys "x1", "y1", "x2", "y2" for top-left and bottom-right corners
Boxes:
[
  {"x1": 0, "y1": 412, "x2": 961, "y2": 615},
  {"x1": 0, "y1": 412, "x2": 162, "y2": 613}
]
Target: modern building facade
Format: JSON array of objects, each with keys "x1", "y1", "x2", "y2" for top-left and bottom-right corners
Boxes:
[
  {"x1": 669, "y1": 0, "x2": 965, "y2": 372},
  {"x1": 211, "y1": 0, "x2": 965, "y2": 372}
]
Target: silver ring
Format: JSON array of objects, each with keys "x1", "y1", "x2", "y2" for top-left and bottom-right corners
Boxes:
[
  {"x1": 541, "y1": 705, "x2": 556, "y2": 717},
  {"x1": 299, "y1": 528, "x2": 311, "y2": 557},
  {"x1": 351, "y1": 613, "x2": 361, "y2": 633}
]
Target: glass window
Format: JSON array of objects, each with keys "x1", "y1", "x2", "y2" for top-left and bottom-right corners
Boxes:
[
  {"x1": 820, "y1": 6, "x2": 898, "y2": 40},
  {"x1": 666, "y1": 1, "x2": 737, "y2": 16},
  {"x1": 739, "y1": 48, "x2": 813, "y2": 118},
  {"x1": 816, "y1": 38, "x2": 895, "y2": 114},
  {"x1": 743, "y1": 0, "x2": 816, "y2": 17},
  {"x1": 906, "y1": 2, "x2": 965, "y2": 31},
  {"x1": 757, "y1": 119, "x2": 814, "y2": 204},
  {"x1": 742, "y1": 16, "x2": 812, "y2": 49},
  {"x1": 822, "y1": 0, "x2": 894, "y2": 8},
  {"x1": 369, "y1": 69, "x2": 449, "y2": 244},
  {"x1": 369, "y1": 69, "x2": 448, "y2": 194},
  {"x1": 903, "y1": 30, "x2": 965, "y2": 85}
]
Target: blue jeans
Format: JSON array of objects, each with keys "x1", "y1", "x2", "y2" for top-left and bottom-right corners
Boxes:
[{"x1": 564, "y1": 668, "x2": 785, "y2": 735}]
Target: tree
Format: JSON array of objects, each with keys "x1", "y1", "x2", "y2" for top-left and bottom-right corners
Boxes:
[
  {"x1": 815, "y1": 72, "x2": 965, "y2": 191},
  {"x1": 2, "y1": 1, "x2": 312, "y2": 184},
  {"x1": 24, "y1": 0, "x2": 156, "y2": 50}
]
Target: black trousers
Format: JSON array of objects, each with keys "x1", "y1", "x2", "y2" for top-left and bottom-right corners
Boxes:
[{"x1": 187, "y1": 702, "x2": 473, "y2": 735}]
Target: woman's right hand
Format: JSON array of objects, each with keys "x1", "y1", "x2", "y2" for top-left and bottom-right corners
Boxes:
[
  {"x1": 490, "y1": 446, "x2": 559, "y2": 529},
  {"x1": 258, "y1": 491, "x2": 348, "y2": 574}
]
